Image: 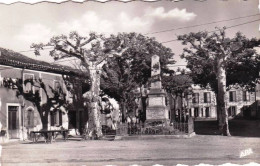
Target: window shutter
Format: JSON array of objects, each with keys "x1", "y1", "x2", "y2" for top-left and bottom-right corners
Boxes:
[
  {"x1": 229, "y1": 91, "x2": 236, "y2": 102},
  {"x1": 193, "y1": 93, "x2": 199, "y2": 103},
  {"x1": 204, "y1": 93, "x2": 207, "y2": 103},
  {"x1": 207, "y1": 93, "x2": 211, "y2": 103},
  {"x1": 27, "y1": 110, "x2": 34, "y2": 127},
  {"x1": 23, "y1": 74, "x2": 34, "y2": 93}
]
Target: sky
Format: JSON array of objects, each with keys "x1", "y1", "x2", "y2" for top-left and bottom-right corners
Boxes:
[{"x1": 0, "y1": 0, "x2": 259, "y2": 70}]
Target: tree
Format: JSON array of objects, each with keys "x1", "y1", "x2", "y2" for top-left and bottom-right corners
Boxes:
[
  {"x1": 101, "y1": 33, "x2": 175, "y2": 122},
  {"x1": 3, "y1": 76, "x2": 67, "y2": 130},
  {"x1": 32, "y1": 32, "x2": 174, "y2": 136},
  {"x1": 31, "y1": 32, "x2": 114, "y2": 138},
  {"x1": 178, "y1": 28, "x2": 260, "y2": 136},
  {"x1": 162, "y1": 74, "x2": 193, "y2": 122},
  {"x1": 62, "y1": 73, "x2": 90, "y2": 132}
]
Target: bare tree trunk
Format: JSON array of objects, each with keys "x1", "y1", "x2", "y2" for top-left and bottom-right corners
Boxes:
[
  {"x1": 217, "y1": 59, "x2": 231, "y2": 136},
  {"x1": 88, "y1": 67, "x2": 103, "y2": 138}
]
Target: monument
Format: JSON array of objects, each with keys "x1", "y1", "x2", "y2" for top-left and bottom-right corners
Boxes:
[{"x1": 146, "y1": 55, "x2": 170, "y2": 125}]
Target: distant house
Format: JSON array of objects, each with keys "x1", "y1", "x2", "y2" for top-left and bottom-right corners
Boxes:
[
  {"x1": 188, "y1": 85, "x2": 217, "y2": 118},
  {"x1": 0, "y1": 47, "x2": 87, "y2": 141},
  {"x1": 188, "y1": 85, "x2": 257, "y2": 119},
  {"x1": 164, "y1": 73, "x2": 260, "y2": 121},
  {"x1": 245, "y1": 82, "x2": 260, "y2": 119}
]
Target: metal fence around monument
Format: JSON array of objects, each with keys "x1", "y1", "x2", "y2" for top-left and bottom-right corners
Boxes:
[{"x1": 115, "y1": 118, "x2": 194, "y2": 136}]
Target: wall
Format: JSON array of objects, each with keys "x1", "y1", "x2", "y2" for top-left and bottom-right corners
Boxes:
[
  {"x1": 188, "y1": 87, "x2": 217, "y2": 118},
  {"x1": 0, "y1": 65, "x2": 69, "y2": 140},
  {"x1": 226, "y1": 87, "x2": 255, "y2": 117},
  {"x1": 188, "y1": 85, "x2": 256, "y2": 119}
]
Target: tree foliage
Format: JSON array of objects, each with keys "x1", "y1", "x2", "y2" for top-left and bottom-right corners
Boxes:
[
  {"x1": 162, "y1": 74, "x2": 193, "y2": 96},
  {"x1": 31, "y1": 31, "x2": 175, "y2": 133},
  {"x1": 100, "y1": 33, "x2": 175, "y2": 120},
  {"x1": 4, "y1": 76, "x2": 68, "y2": 130},
  {"x1": 177, "y1": 28, "x2": 260, "y2": 136},
  {"x1": 178, "y1": 28, "x2": 260, "y2": 93}
]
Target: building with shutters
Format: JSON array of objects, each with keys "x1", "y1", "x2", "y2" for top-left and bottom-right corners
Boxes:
[
  {"x1": 0, "y1": 47, "x2": 85, "y2": 141},
  {"x1": 188, "y1": 85, "x2": 258, "y2": 119},
  {"x1": 150, "y1": 73, "x2": 259, "y2": 122},
  {"x1": 188, "y1": 85, "x2": 217, "y2": 118}
]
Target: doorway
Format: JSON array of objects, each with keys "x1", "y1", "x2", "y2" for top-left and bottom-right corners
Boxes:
[
  {"x1": 228, "y1": 106, "x2": 236, "y2": 117},
  {"x1": 8, "y1": 105, "x2": 20, "y2": 139}
]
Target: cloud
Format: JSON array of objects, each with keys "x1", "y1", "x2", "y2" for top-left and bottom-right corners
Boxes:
[
  {"x1": 15, "y1": 10, "x2": 153, "y2": 45},
  {"x1": 57, "y1": 11, "x2": 114, "y2": 35},
  {"x1": 118, "y1": 12, "x2": 153, "y2": 33},
  {"x1": 147, "y1": 7, "x2": 196, "y2": 21},
  {"x1": 15, "y1": 23, "x2": 53, "y2": 43},
  {"x1": 57, "y1": 11, "x2": 153, "y2": 35}
]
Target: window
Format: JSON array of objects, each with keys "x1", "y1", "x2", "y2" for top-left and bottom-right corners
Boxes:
[
  {"x1": 229, "y1": 91, "x2": 236, "y2": 102},
  {"x1": 204, "y1": 92, "x2": 211, "y2": 103},
  {"x1": 243, "y1": 91, "x2": 250, "y2": 102},
  {"x1": 59, "y1": 111, "x2": 63, "y2": 126},
  {"x1": 50, "y1": 111, "x2": 57, "y2": 126},
  {"x1": 27, "y1": 109, "x2": 34, "y2": 127},
  {"x1": 194, "y1": 107, "x2": 199, "y2": 117},
  {"x1": 192, "y1": 93, "x2": 199, "y2": 103},
  {"x1": 23, "y1": 73, "x2": 34, "y2": 93},
  {"x1": 50, "y1": 110, "x2": 62, "y2": 126},
  {"x1": 54, "y1": 81, "x2": 61, "y2": 90},
  {"x1": 228, "y1": 106, "x2": 236, "y2": 117},
  {"x1": 54, "y1": 80, "x2": 62, "y2": 95},
  {"x1": 205, "y1": 107, "x2": 210, "y2": 117}
]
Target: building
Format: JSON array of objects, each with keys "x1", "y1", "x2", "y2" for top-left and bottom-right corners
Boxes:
[
  {"x1": 135, "y1": 73, "x2": 260, "y2": 121},
  {"x1": 188, "y1": 85, "x2": 217, "y2": 118},
  {"x1": 188, "y1": 85, "x2": 257, "y2": 119},
  {"x1": 0, "y1": 47, "x2": 86, "y2": 141}
]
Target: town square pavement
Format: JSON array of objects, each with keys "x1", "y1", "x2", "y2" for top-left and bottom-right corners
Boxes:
[{"x1": 1, "y1": 134, "x2": 260, "y2": 166}]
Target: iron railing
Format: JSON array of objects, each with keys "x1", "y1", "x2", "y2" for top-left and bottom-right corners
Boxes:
[{"x1": 115, "y1": 118, "x2": 194, "y2": 136}]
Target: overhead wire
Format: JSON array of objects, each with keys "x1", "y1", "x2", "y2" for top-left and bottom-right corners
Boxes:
[
  {"x1": 8, "y1": 14, "x2": 259, "y2": 66},
  {"x1": 144, "y1": 13, "x2": 260, "y2": 35},
  {"x1": 16, "y1": 13, "x2": 260, "y2": 54},
  {"x1": 33, "y1": 18, "x2": 260, "y2": 65},
  {"x1": 161, "y1": 18, "x2": 260, "y2": 44}
]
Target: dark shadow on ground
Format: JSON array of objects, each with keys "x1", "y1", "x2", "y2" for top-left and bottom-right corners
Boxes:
[
  {"x1": 21, "y1": 141, "x2": 47, "y2": 144},
  {"x1": 194, "y1": 119, "x2": 260, "y2": 137}
]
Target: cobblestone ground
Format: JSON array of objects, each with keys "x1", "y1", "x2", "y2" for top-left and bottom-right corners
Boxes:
[{"x1": 1, "y1": 134, "x2": 260, "y2": 166}]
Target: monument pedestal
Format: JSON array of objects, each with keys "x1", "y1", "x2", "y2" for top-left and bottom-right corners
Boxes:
[
  {"x1": 145, "y1": 88, "x2": 170, "y2": 127},
  {"x1": 143, "y1": 54, "x2": 172, "y2": 134}
]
